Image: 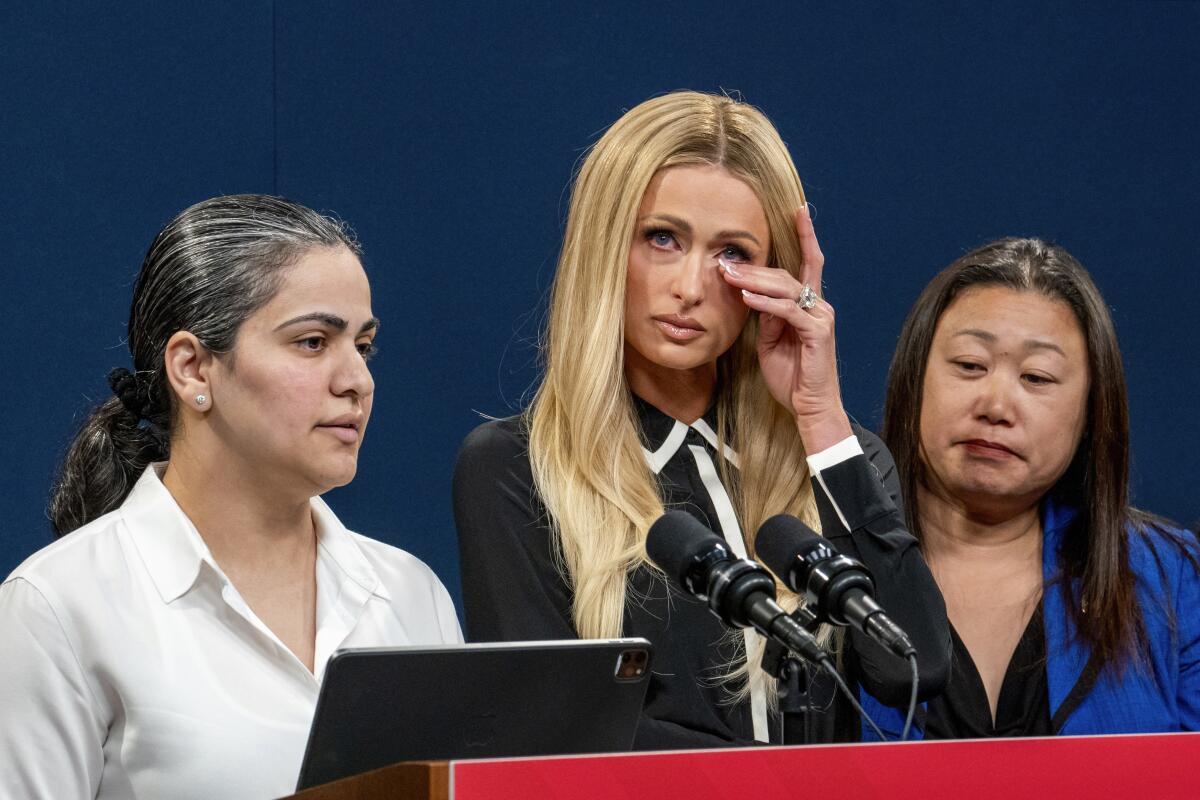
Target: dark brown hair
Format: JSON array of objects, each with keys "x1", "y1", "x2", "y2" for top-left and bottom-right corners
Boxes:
[
  {"x1": 881, "y1": 237, "x2": 1144, "y2": 668},
  {"x1": 48, "y1": 194, "x2": 360, "y2": 536}
]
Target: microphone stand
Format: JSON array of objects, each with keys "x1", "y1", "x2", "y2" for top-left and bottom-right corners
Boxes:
[{"x1": 759, "y1": 606, "x2": 822, "y2": 745}]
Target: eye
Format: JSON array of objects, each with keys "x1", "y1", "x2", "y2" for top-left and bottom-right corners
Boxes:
[
  {"x1": 645, "y1": 229, "x2": 678, "y2": 250},
  {"x1": 720, "y1": 244, "x2": 752, "y2": 262},
  {"x1": 952, "y1": 360, "x2": 985, "y2": 374},
  {"x1": 1022, "y1": 372, "x2": 1055, "y2": 386},
  {"x1": 297, "y1": 336, "x2": 326, "y2": 353},
  {"x1": 357, "y1": 341, "x2": 378, "y2": 361}
]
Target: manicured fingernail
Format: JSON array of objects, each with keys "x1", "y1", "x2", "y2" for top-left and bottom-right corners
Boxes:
[{"x1": 718, "y1": 257, "x2": 741, "y2": 277}]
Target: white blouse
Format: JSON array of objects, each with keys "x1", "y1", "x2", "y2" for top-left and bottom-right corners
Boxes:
[{"x1": 0, "y1": 466, "x2": 462, "y2": 800}]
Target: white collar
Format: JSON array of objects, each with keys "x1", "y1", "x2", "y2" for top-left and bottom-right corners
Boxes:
[
  {"x1": 122, "y1": 465, "x2": 389, "y2": 604},
  {"x1": 641, "y1": 417, "x2": 741, "y2": 474}
]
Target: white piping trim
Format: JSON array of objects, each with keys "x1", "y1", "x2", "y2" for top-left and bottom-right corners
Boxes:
[
  {"x1": 813, "y1": 470, "x2": 852, "y2": 534},
  {"x1": 689, "y1": 418, "x2": 741, "y2": 469},
  {"x1": 689, "y1": 443, "x2": 768, "y2": 743},
  {"x1": 641, "y1": 421, "x2": 689, "y2": 475}
]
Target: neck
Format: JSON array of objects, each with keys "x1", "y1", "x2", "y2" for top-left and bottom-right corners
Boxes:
[
  {"x1": 162, "y1": 439, "x2": 316, "y2": 572},
  {"x1": 623, "y1": 345, "x2": 715, "y2": 424},
  {"x1": 918, "y1": 482, "x2": 1043, "y2": 567}
]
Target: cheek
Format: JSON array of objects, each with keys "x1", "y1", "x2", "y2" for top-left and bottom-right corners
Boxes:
[
  {"x1": 1039, "y1": 394, "x2": 1089, "y2": 470},
  {"x1": 918, "y1": 373, "x2": 951, "y2": 448},
  {"x1": 228, "y1": 359, "x2": 322, "y2": 426},
  {"x1": 714, "y1": 281, "x2": 750, "y2": 328},
  {"x1": 624, "y1": 252, "x2": 658, "y2": 311}
]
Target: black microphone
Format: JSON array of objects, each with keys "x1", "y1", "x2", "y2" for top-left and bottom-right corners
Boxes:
[
  {"x1": 755, "y1": 514, "x2": 916, "y2": 659},
  {"x1": 646, "y1": 511, "x2": 831, "y2": 669}
]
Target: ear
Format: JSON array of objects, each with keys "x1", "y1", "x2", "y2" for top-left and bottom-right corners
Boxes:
[{"x1": 163, "y1": 331, "x2": 216, "y2": 414}]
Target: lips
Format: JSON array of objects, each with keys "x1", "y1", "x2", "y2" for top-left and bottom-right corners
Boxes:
[
  {"x1": 653, "y1": 314, "x2": 706, "y2": 342},
  {"x1": 960, "y1": 439, "x2": 1020, "y2": 459},
  {"x1": 317, "y1": 415, "x2": 363, "y2": 444}
]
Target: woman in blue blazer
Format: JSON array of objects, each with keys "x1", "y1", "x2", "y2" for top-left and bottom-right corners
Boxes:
[{"x1": 868, "y1": 237, "x2": 1199, "y2": 739}]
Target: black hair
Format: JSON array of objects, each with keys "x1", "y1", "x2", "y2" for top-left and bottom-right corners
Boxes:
[{"x1": 48, "y1": 194, "x2": 360, "y2": 536}]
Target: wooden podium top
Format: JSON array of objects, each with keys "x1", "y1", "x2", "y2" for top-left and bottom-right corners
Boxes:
[{"x1": 285, "y1": 731, "x2": 1200, "y2": 800}]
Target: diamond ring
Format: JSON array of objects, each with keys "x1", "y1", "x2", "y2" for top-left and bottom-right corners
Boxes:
[{"x1": 796, "y1": 283, "x2": 818, "y2": 310}]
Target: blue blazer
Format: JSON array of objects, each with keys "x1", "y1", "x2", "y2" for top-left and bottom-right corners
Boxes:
[{"x1": 861, "y1": 501, "x2": 1200, "y2": 740}]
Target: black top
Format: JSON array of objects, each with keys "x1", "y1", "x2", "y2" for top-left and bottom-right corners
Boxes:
[
  {"x1": 452, "y1": 400, "x2": 951, "y2": 749},
  {"x1": 923, "y1": 604, "x2": 1052, "y2": 739}
]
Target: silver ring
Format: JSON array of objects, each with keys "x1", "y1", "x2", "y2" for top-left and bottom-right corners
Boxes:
[{"x1": 796, "y1": 283, "x2": 818, "y2": 310}]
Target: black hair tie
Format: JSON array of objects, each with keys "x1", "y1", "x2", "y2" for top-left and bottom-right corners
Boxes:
[{"x1": 107, "y1": 367, "x2": 152, "y2": 421}]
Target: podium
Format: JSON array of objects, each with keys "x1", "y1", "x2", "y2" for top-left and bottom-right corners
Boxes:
[{"x1": 283, "y1": 732, "x2": 1200, "y2": 799}]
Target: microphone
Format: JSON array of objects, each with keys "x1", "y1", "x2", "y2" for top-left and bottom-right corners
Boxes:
[
  {"x1": 646, "y1": 511, "x2": 831, "y2": 669},
  {"x1": 755, "y1": 514, "x2": 916, "y2": 659}
]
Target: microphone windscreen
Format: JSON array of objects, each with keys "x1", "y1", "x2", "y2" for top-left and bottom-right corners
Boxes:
[
  {"x1": 646, "y1": 510, "x2": 725, "y2": 586},
  {"x1": 754, "y1": 514, "x2": 823, "y2": 587}
]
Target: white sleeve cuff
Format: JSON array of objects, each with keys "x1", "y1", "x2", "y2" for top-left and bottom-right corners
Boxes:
[{"x1": 805, "y1": 434, "x2": 863, "y2": 475}]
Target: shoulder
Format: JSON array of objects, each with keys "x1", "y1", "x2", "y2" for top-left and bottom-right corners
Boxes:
[
  {"x1": 343, "y1": 532, "x2": 462, "y2": 641},
  {"x1": 348, "y1": 533, "x2": 451, "y2": 596},
  {"x1": 1, "y1": 510, "x2": 140, "y2": 666},
  {"x1": 4, "y1": 509, "x2": 131, "y2": 599},
  {"x1": 453, "y1": 415, "x2": 536, "y2": 498},
  {"x1": 1126, "y1": 516, "x2": 1200, "y2": 587},
  {"x1": 456, "y1": 415, "x2": 528, "y2": 466}
]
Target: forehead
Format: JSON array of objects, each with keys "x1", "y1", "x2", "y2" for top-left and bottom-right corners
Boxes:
[
  {"x1": 639, "y1": 165, "x2": 767, "y2": 227},
  {"x1": 935, "y1": 286, "x2": 1085, "y2": 353},
  {"x1": 265, "y1": 245, "x2": 371, "y2": 312}
]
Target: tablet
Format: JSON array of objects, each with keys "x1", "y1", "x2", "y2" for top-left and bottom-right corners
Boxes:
[{"x1": 295, "y1": 638, "x2": 653, "y2": 790}]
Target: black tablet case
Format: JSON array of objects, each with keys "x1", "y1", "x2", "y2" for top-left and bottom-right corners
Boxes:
[{"x1": 296, "y1": 638, "x2": 652, "y2": 790}]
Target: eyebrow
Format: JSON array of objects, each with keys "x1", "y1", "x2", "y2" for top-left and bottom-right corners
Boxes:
[
  {"x1": 951, "y1": 329, "x2": 1066, "y2": 356},
  {"x1": 639, "y1": 213, "x2": 762, "y2": 247},
  {"x1": 274, "y1": 312, "x2": 380, "y2": 334}
]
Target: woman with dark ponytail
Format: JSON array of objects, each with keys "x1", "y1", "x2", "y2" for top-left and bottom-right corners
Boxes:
[{"x1": 0, "y1": 195, "x2": 461, "y2": 799}]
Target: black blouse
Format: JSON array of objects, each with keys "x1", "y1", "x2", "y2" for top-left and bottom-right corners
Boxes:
[
  {"x1": 922, "y1": 604, "x2": 1052, "y2": 739},
  {"x1": 452, "y1": 399, "x2": 951, "y2": 748}
]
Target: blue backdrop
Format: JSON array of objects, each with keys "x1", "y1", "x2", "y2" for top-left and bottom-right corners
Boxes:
[{"x1": 3, "y1": 2, "x2": 1198, "y2": 607}]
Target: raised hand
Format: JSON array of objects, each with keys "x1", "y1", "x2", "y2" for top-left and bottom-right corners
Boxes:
[{"x1": 718, "y1": 203, "x2": 852, "y2": 453}]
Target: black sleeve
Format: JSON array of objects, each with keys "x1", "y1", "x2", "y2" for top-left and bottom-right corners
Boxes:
[
  {"x1": 452, "y1": 418, "x2": 577, "y2": 642},
  {"x1": 453, "y1": 418, "x2": 749, "y2": 750},
  {"x1": 809, "y1": 426, "x2": 951, "y2": 706}
]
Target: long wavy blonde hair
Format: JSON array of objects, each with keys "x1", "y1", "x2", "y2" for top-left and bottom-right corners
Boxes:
[{"x1": 527, "y1": 91, "x2": 826, "y2": 698}]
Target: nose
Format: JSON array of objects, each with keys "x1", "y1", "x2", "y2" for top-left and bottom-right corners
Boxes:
[
  {"x1": 973, "y1": 372, "x2": 1015, "y2": 426},
  {"x1": 670, "y1": 250, "x2": 710, "y2": 309},
  {"x1": 332, "y1": 343, "x2": 375, "y2": 400}
]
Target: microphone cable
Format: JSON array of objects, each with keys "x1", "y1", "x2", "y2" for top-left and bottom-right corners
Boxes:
[
  {"x1": 901, "y1": 652, "x2": 919, "y2": 741},
  {"x1": 819, "y1": 658, "x2": 888, "y2": 742}
]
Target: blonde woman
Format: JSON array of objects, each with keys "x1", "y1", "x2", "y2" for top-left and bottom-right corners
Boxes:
[{"x1": 454, "y1": 92, "x2": 949, "y2": 747}]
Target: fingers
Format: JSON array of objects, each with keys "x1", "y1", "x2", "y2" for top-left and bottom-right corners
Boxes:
[
  {"x1": 740, "y1": 289, "x2": 833, "y2": 337},
  {"x1": 794, "y1": 204, "x2": 824, "y2": 290},
  {"x1": 756, "y1": 310, "x2": 788, "y2": 349},
  {"x1": 719, "y1": 258, "x2": 806, "y2": 302}
]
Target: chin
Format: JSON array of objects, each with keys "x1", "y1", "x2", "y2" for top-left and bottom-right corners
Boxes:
[
  {"x1": 946, "y1": 471, "x2": 1028, "y2": 505},
  {"x1": 310, "y1": 459, "x2": 360, "y2": 493},
  {"x1": 648, "y1": 344, "x2": 721, "y2": 371}
]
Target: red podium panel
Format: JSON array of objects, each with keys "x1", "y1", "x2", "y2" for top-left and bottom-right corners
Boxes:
[
  {"x1": 286, "y1": 733, "x2": 1200, "y2": 800},
  {"x1": 451, "y1": 733, "x2": 1200, "y2": 800}
]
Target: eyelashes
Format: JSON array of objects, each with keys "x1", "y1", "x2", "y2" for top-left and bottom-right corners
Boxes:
[
  {"x1": 641, "y1": 227, "x2": 756, "y2": 262},
  {"x1": 295, "y1": 336, "x2": 378, "y2": 362}
]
